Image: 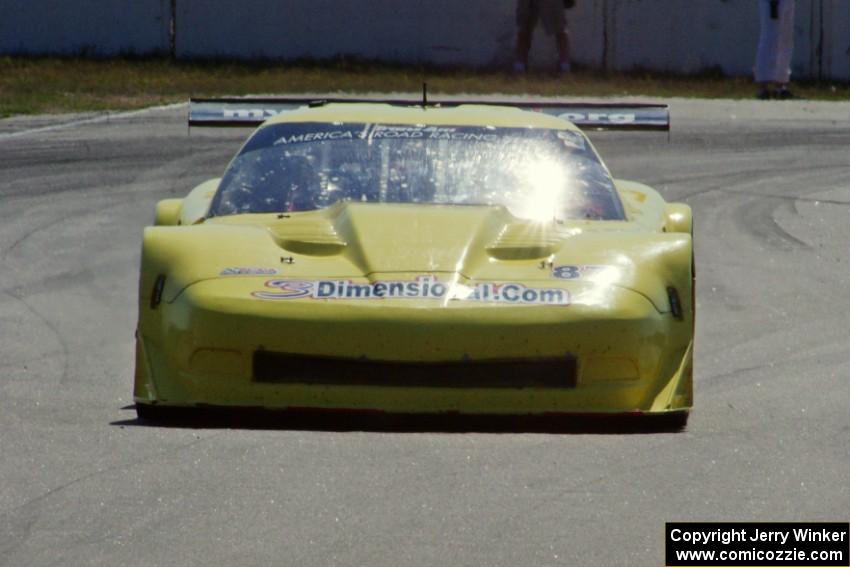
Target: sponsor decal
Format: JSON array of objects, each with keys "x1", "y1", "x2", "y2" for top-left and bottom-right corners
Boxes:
[
  {"x1": 274, "y1": 130, "x2": 354, "y2": 146},
  {"x1": 557, "y1": 111, "x2": 636, "y2": 125},
  {"x1": 223, "y1": 108, "x2": 280, "y2": 120},
  {"x1": 551, "y1": 265, "x2": 607, "y2": 280},
  {"x1": 220, "y1": 267, "x2": 280, "y2": 276},
  {"x1": 252, "y1": 275, "x2": 569, "y2": 306},
  {"x1": 369, "y1": 124, "x2": 498, "y2": 142}
]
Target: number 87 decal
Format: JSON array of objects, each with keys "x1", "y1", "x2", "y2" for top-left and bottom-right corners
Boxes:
[
  {"x1": 552, "y1": 265, "x2": 606, "y2": 280},
  {"x1": 552, "y1": 265, "x2": 581, "y2": 279}
]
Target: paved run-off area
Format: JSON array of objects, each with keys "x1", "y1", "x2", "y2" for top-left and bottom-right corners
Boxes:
[{"x1": 1, "y1": 99, "x2": 848, "y2": 566}]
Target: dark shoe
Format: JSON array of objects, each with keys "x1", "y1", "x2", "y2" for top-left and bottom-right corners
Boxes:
[
  {"x1": 775, "y1": 88, "x2": 794, "y2": 100},
  {"x1": 756, "y1": 88, "x2": 771, "y2": 100}
]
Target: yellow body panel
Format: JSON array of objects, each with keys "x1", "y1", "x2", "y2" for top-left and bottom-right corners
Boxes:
[{"x1": 135, "y1": 104, "x2": 693, "y2": 417}]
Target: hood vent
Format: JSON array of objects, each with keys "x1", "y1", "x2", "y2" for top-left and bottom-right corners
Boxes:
[
  {"x1": 486, "y1": 223, "x2": 563, "y2": 260},
  {"x1": 269, "y1": 219, "x2": 347, "y2": 256}
]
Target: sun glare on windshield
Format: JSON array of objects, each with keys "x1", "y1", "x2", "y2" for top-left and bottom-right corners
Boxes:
[{"x1": 507, "y1": 158, "x2": 571, "y2": 222}]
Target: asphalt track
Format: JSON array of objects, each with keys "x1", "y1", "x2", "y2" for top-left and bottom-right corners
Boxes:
[{"x1": 1, "y1": 98, "x2": 848, "y2": 566}]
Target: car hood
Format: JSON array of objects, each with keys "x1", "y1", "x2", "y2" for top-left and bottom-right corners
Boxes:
[{"x1": 141, "y1": 202, "x2": 691, "y2": 312}]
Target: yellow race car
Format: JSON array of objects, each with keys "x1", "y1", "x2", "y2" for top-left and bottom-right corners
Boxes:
[{"x1": 134, "y1": 97, "x2": 693, "y2": 426}]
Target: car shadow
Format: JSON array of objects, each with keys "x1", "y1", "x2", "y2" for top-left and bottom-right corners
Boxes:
[{"x1": 112, "y1": 405, "x2": 687, "y2": 434}]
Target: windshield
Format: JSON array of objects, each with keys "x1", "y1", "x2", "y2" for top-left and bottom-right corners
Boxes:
[{"x1": 209, "y1": 122, "x2": 625, "y2": 222}]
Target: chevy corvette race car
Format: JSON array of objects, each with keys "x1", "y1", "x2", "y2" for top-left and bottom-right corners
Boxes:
[{"x1": 134, "y1": 97, "x2": 693, "y2": 425}]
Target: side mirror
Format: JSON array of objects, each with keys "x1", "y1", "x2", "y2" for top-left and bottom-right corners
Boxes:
[{"x1": 664, "y1": 203, "x2": 692, "y2": 234}]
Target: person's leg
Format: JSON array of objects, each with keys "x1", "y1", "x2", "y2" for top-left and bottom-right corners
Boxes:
[
  {"x1": 556, "y1": 30, "x2": 570, "y2": 72},
  {"x1": 774, "y1": 0, "x2": 796, "y2": 97},
  {"x1": 754, "y1": 0, "x2": 778, "y2": 98},
  {"x1": 515, "y1": 25, "x2": 533, "y2": 71},
  {"x1": 537, "y1": 0, "x2": 569, "y2": 72},
  {"x1": 514, "y1": 0, "x2": 536, "y2": 72}
]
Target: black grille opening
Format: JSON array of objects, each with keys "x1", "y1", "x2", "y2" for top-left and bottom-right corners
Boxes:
[{"x1": 253, "y1": 351, "x2": 577, "y2": 389}]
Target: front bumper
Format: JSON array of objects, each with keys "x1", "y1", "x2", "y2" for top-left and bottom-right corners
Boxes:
[{"x1": 134, "y1": 279, "x2": 693, "y2": 415}]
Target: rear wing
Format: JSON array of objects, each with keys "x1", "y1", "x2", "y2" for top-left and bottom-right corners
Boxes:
[{"x1": 189, "y1": 97, "x2": 669, "y2": 132}]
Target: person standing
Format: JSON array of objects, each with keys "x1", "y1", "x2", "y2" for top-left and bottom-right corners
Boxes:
[
  {"x1": 514, "y1": 0, "x2": 573, "y2": 74},
  {"x1": 755, "y1": 0, "x2": 796, "y2": 99}
]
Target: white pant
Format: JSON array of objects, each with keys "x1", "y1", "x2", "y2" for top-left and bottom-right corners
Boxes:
[{"x1": 755, "y1": 0, "x2": 795, "y2": 83}]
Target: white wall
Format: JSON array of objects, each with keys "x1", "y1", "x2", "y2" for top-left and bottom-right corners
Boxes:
[
  {"x1": 0, "y1": 0, "x2": 170, "y2": 55},
  {"x1": 174, "y1": 0, "x2": 848, "y2": 79},
  {"x1": 174, "y1": 0, "x2": 607, "y2": 70},
  {"x1": 175, "y1": 0, "x2": 516, "y2": 66},
  {"x1": 822, "y1": 0, "x2": 850, "y2": 80},
  {"x1": 603, "y1": 0, "x2": 821, "y2": 77},
  {"x1": 606, "y1": 0, "x2": 759, "y2": 75},
  {"x1": 1, "y1": 0, "x2": 847, "y2": 80}
]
